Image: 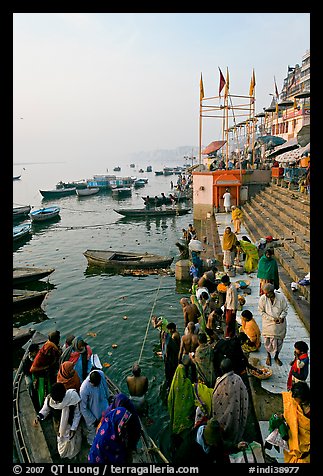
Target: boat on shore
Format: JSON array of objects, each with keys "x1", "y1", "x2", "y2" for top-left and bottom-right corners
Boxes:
[
  {"x1": 13, "y1": 175, "x2": 21, "y2": 180},
  {"x1": 76, "y1": 187, "x2": 100, "y2": 197},
  {"x1": 83, "y1": 249, "x2": 174, "y2": 270},
  {"x1": 13, "y1": 223, "x2": 32, "y2": 242},
  {"x1": 29, "y1": 206, "x2": 60, "y2": 222},
  {"x1": 114, "y1": 207, "x2": 191, "y2": 218},
  {"x1": 142, "y1": 193, "x2": 191, "y2": 206},
  {"x1": 13, "y1": 266, "x2": 55, "y2": 286},
  {"x1": 39, "y1": 188, "x2": 76, "y2": 199},
  {"x1": 13, "y1": 331, "x2": 168, "y2": 464},
  {"x1": 13, "y1": 289, "x2": 48, "y2": 312}
]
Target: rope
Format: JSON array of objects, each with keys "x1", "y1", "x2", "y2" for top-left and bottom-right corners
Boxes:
[{"x1": 137, "y1": 275, "x2": 164, "y2": 366}]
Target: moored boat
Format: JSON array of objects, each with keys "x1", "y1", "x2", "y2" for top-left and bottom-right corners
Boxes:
[
  {"x1": 13, "y1": 289, "x2": 48, "y2": 311},
  {"x1": 13, "y1": 223, "x2": 32, "y2": 242},
  {"x1": 114, "y1": 207, "x2": 191, "y2": 218},
  {"x1": 111, "y1": 186, "x2": 132, "y2": 198},
  {"x1": 76, "y1": 187, "x2": 100, "y2": 197},
  {"x1": 13, "y1": 332, "x2": 168, "y2": 463},
  {"x1": 83, "y1": 249, "x2": 174, "y2": 270},
  {"x1": 13, "y1": 266, "x2": 55, "y2": 286},
  {"x1": 29, "y1": 206, "x2": 60, "y2": 222},
  {"x1": 39, "y1": 188, "x2": 76, "y2": 199},
  {"x1": 13, "y1": 205, "x2": 31, "y2": 220},
  {"x1": 13, "y1": 175, "x2": 21, "y2": 180}
]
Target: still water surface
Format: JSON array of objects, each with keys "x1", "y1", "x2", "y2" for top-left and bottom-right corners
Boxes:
[{"x1": 13, "y1": 160, "x2": 193, "y2": 452}]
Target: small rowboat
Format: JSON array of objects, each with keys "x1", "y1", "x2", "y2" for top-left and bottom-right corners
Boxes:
[
  {"x1": 13, "y1": 205, "x2": 31, "y2": 220},
  {"x1": 29, "y1": 206, "x2": 60, "y2": 222},
  {"x1": 13, "y1": 332, "x2": 168, "y2": 463},
  {"x1": 114, "y1": 207, "x2": 191, "y2": 218},
  {"x1": 13, "y1": 223, "x2": 32, "y2": 242},
  {"x1": 39, "y1": 188, "x2": 76, "y2": 199},
  {"x1": 13, "y1": 266, "x2": 55, "y2": 286},
  {"x1": 13, "y1": 289, "x2": 48, "y2": 311},
  {"x1": 76, "y1": 187, "x2": 100, "y2": 197},
  {"x1": 84, "y1": 249, "x2": 174, "y2": 270}
]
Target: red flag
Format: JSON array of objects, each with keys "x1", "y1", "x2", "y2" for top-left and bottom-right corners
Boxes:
[
  {"x1": 219, "y1": 67, "x2": 226, "y2": 96},
  {"x1": 200, "y1": 73, "x2": 204, "y2": 101}
]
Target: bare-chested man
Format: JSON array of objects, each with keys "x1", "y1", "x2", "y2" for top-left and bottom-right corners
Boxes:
[
  {"x1": 179, "y1": 297, "x2": 201, "y2": 328},
  {"x1": 126, "y1": 363, "x2": 148, "y2": 414},
  {"x1": 178, "y1": 322, "x2": 199, "y2": 363}
]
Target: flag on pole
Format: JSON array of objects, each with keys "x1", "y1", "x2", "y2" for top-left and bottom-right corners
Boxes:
[
  {"x1": 275, "y1": 102, "x2": 279, "y2": 114},
  {"x1": 200, "y1": 73, "x2": 204, "y2": 101},
  {"x1": 249, "y1": 69, "x2": 256, "y2": 96},
  {"x1": 224, "y1": 67, "x2": 229, "y2": 98},
  {"x1": 274, "y1": 76, "x2": 279, "y2": 99},
  {"x1": 288, "y1": 69, "x2": 296, "y2": 90},
  {"x1": 219, "y1": 67, "x2": 226, "y2": 96}
]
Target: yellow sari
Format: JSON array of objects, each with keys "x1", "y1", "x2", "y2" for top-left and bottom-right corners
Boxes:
[
  {"x1": 282, "y1": 391, "x2": 310, "y2": 463},
  {"x1": 238, "y1": 239, "x2": 259, "y2": 273}
]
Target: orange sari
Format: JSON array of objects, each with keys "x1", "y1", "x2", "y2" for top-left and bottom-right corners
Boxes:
[{"x1": 282, "y1": 391, "x2": 310, "y2": 463}]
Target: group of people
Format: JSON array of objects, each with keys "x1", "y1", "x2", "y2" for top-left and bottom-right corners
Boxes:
[
  {"x1": 149, "y1": 219, "x2": 310, "y2": 464},
  {"x1": 23, "y1": 331, "x2": 149, "y2": 463}
]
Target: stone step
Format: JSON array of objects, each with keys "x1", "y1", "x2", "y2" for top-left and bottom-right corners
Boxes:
[
  {"x1": 259, "y1": 188, "x2": 310, "y2": 227},
  {"x1": 270, "y1": 183, "x2": 310, "y2": 209},
  {"x1": 248, "y1": 196, "x2": 310, "y2": 250},
  {"x1": 242, "y1": 202, "x2": 310, "y2": 303}
]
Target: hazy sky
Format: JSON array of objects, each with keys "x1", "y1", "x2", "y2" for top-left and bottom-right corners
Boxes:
[{"x1": 13, "y1": 13, "x2": 310, "y2": 166}]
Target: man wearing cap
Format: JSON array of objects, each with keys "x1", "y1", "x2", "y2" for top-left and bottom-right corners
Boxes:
[
  {"x1": 258, "y1": 283, "x2": 288, "y2": 366},
  {"x1": 126, "y1": 363, "x2": 148, "y2": 414}
]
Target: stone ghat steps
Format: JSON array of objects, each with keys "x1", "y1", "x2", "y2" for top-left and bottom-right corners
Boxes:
[{"x1": 241, "y1": 184, "x2": 310, "y2": 331}]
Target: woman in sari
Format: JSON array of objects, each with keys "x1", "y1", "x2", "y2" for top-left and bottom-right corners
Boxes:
[
  {"x1": 257, "y1": 248, "x2": 279, "y2": 295},
  {"x1": 282, "y1": 381, "x2": 310, "y2": 463},
  {"x1": 222, "y1": 226, "x2": 238, "y2": 271},
  {"x1": 30, "y1": 330, "x2": 61, "y2": 408},
  {"x1": 59, "y1": 335, "x2": 93, "y2": 383},
  {"x1": 88, "y1": 405, "x2": 140, "y2": 464},
  {"x1": 57, "y1": 361, "x2": 81, "y2": 392},
  {"x1": 240, "y1": 309, "x2": 261, "y2": 352},
  {"x1": 167, "y1": 364, "x2": 196, "y2": 435},
  {"x1": 237, "y1": 236, "x2": 259, "y2": 274}
]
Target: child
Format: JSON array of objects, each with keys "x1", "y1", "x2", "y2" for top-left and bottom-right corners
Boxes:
[{"x1": 287, "y1": 341, "x2": 309, "y2": 390}]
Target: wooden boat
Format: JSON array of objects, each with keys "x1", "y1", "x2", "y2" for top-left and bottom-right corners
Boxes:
[
  {"x1": 111, "y1": 186, "x2": 132, "y2": 198},
  {"x1": 13, "y1": 289, "x2": 48, "y2": 311},
  {"x1": 13, "y1": 175, "x2": 21, "y2": 180},
  {"x1": 13, "y1": 327, "x2": 35, "y2": 347},
  {"x1": 84, "y1": 249, "x2": 174, "y2": 270},
  {"x1": 113, "y1": 166, "x2": 121, "y2": 171},
  {"x1": 13, "y1": 266, "x2": 55, "y2": 286},
  {"x1": 56, "y1": 180, "x2": 87, "y2": 190},
  {"x1": 155, "y1": 171, "x2": 163, "y2": 175},
  {"x1": 133, "y1": 179, "x2": 146, "y2": 188},
  {"x1": 13, "y1": 205, "x2": 31, "y2": 220},
  {"x1": 39, "y1": 188, "x2": 76, "y2": 199},
  {"x1": 13, "y1": 223, "x2": 32, "y2": 242},
  {"x1": 76, "y1": 187, "x2": 100, "y2": 197},
  {"x1": 29, "y1": 206, "x2": 60, "y2": 222},
  {"x1": 13, "y1": 332, "x2": 168, "y2": 463},
  {"x1": 142, "y1": 193, "x2": 191, "y2": 206},
  {"x1": 114, "y1": 207, "x2": 191, "y2": 218}
]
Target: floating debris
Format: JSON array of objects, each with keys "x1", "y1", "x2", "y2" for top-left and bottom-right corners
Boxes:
[
  {"x1": 103, "y1": 362, "x2": 111, "y2": 368},
  {"x1": 123, "y1": 316, "x2": 128, "y2": 320},
  {"x1": 87, "y1": 332, "x2": 97, "y2": 337},
  {"x1": 112, "y1": 344, "x2": 118, "y2": 349}
]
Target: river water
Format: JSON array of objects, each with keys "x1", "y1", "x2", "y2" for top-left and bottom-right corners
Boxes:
[{"x1": 13, "y1": 160, "x2": 194, "y2": 456}]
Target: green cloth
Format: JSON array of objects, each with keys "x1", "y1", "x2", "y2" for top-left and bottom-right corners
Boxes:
[
  {"x1": 239, "y1": 240, "x2": 259, "y2": 273},
  {"x1": 167, "y1": 364, "x2": 195, "y2": 435},
  {"x1": 257, "y1": 254, "x2": 279, "y2": 289}
]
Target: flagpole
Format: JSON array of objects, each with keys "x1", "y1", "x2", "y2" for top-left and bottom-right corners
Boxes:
[{"x1": 199, "y1": 73, "x2": 204, "y2": 165}]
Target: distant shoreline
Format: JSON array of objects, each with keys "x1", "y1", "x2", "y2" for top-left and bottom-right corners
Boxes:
[{"x1": 13, "y1": 161, "x2": 66, "y2": 165}]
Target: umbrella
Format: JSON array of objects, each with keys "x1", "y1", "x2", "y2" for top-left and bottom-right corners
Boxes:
[
  {"x1": 297, "y1": 125, "x2": 310, "y2": 147},
  {"x1": 266, "y1": 138, "x2": 299, "y2": 159},
  {"x1": 278, "y1": 100, "x2": 294, "y2": 108},
  {"x1": 202, "y1": 140, "x2": 226, "y2": 155},
  {"x1": 294, "y1": 90, "x2": 310, "y2": 99},
  {"x1": 255, "y1": 112, "x2": 266, "y2": 118},
  {"x1": 256, "y1": 135, "x2": 286, "y2": 146},
  {"x1": 264, "y1": 106, "x2": 276, "y2": 112}
]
